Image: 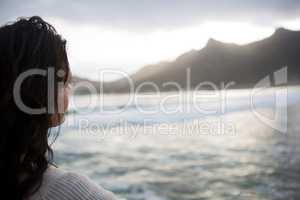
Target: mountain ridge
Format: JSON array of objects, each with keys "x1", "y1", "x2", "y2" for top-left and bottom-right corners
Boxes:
[{"x1": 73, "y1": 28, "x2": 300, "y2": 94}]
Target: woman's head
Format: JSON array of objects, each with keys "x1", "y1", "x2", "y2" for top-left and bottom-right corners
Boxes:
[{"x1": 0, "y1": 16, "x2": 70, "y2": 199}]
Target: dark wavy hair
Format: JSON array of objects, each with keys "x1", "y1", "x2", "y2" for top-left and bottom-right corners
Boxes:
[{"x1": 0, "y1": 16, "x2": 70, "y2": 199}]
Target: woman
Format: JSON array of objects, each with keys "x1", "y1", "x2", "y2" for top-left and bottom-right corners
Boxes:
[{"x1": 0, "y1": 16, "x2": 116, "y2": 200}]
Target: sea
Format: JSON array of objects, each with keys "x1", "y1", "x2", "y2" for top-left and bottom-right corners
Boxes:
[{"x1": 52, "y1": 86, "x2": 300, "y2": 200}]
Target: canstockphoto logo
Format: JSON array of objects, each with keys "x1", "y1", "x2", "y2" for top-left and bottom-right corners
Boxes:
[{"x1": 251, "y1": 67, "x2": 288, "y2": 133}]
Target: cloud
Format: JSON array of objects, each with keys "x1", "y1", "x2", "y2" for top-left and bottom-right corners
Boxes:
[{"x1": 1, "y1": 0, "x2": 300, "y2": 31}]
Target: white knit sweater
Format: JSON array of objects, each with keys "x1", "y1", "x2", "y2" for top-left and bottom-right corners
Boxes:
[{"x1": 28, "y1": 166, "x2": 117, "y2": 200}]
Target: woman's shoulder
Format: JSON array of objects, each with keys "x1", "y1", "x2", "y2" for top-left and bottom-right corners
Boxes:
[{"x1": 29, "y1": 166, "x2": 117, "y2": 200}]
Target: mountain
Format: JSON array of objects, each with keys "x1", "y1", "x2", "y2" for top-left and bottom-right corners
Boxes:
[{"x1": 74, "y1": 28, "x2": 300, "y2": 94}]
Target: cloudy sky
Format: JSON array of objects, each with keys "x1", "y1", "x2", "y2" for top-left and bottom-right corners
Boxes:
[{"x1": 1, "y1": 0, "x2": 300, "y2": 80}]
